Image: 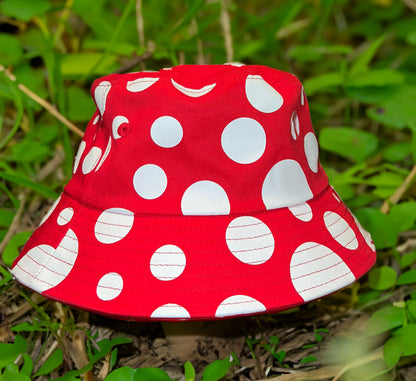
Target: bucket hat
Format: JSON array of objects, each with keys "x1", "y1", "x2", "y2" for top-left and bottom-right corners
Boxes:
[{"x1": 11, "y1": 64, "x2": 376, "y2": 321}]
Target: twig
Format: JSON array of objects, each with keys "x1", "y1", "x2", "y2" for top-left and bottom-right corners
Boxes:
[
  {"x1": 380, "y1": 163, "x2": 416, "y2": 213},
  {"x1": 220, "y1": 0, "x2": 234, "y2": 62},
  {"x1": 136, "y1": 0, "x2": 145, "y2": 49},
  {"x1": 0, "y1": 65, "x2": 84, "y2": 138},
  {"x1": 401, "y1": 0, "x2": 416, "y2": 12}
]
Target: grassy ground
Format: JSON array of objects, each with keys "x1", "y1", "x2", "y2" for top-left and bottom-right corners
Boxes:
[{"x1": 1, "y1": 0, "x2": 416, "y2": 380}]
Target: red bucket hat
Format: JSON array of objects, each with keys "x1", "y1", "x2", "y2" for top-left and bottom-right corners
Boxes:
[{"x1": 11, "y1": 64, "x2": 376, "y2": 321}]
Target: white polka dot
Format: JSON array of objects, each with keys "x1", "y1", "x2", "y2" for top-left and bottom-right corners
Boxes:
[
  {"x1": 150, "y1": 245, "x2": 186, "y2": 281},
  {"x1": 151, "y1": 116, "x2": 183, "y2": 148},
  {"x1": 181, "y1": 181, "x2": 230, "y2": 216},
  {"x1": 73, "y1": 141, "x2": 86, "y2": 174},
  {"x1": 150, "y1": 304, "x2": 190, "y2": 319},
  {"x1": 215, "y1": 295, "x2": 266, "y2": 318},
  {"x1": 245, "y1": 75, "x2": 283, "y2": 113},
  {"x1": 301, "y1": 87, "x2": 305, "y2": 106},
  {"x1": 96, "y1": 272, "x2": 123, "y2": 301},
  {"x1": 290, "y1": 111, "x2": 300, "y2": 140},
  {"x1": 288, "y1": 203, "x2": 313, "y2": 222},
  {"x1": 171, "y1": 78, "x2": 216, "y2": 97},
  {"x1": 324, "y1": 211, "x2": 358, "y2": 250},
  {"x1": 224, "y1": 62, "x2": 245, "y2": 66},
  {"x1": 82, "y1": 147, "x2": 102, "y2": 174},
  {"x1": 57, "y1": 207, "x2": 74, "y2": 226},
  {"x1": 126, "y1": 77, "x2": 159, "y2": 92},
  {"x1": 353, "y1": 215, "x2": 376, "y2": 252},
  {"x1": 221, "y1": 118, "x2": 266, "y2": 164},
  {"x1": 133, "y1": 164, "x2": 167, "y2": 200},
  {"x1": 93, "y1": 114, "x2": 100, "y2": 125},
  {"x1": 11, "y1": 229, "x2": 79, "y2": 293},
  {"x1": 226, "y1": 216, "x2": 274, "y2": 265},
  {"x1": 94, "y1": 81, "x2": 111, "y2": 116},
  {"x1": 290, "y1": 242, "x2": 355, "y2": 302},
  {"x1": 95, "y1": 137, "x2": 112, "y2": 172},
  {"x1": 95, "y1": 208, "x2": 134, "y2": 244},
  {"x1": 331, "y1": 186, "x2": 341, "y2": 202},
  {"x1": 112, "y1": 116, "x2": 129, "y2": 139},
  {"x1": 40, "y1": 195, "x2": 62, "y2": 226},
  {"x1": 262, "y1": 159, "x2": 313, "y2": 209},
  {"x1": 304, "y1": 132, "x2": 319, "y2": 173}
]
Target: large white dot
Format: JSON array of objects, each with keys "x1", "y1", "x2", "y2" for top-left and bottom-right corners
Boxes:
[
  {"x1": 181, "y1": 181, "x2": 230, "y2": 215},
  {"x1": 94, "y1": 81, "x2": 111, "y2": 115},
  {"x1": 226, "y1": 216, "x2": 274, "y2": 265},
  {"x1": 290, "y1": 111, "x2": 300, "y2": 140},
  {"x1": 133, "y1": 164, "x2": 167, "y2": 200},
  {"x1": 288, "y1": 203, "x2": 313, "y2": 222},
  {"x1": 11, "y1": 229, "x2": 79, "y2": 293},
  {"x1": 73, "y1": 141, "x2": 86, "y2": 174},
  {"x1": 95, "y1": 208, "x2": 134, "y2": 244},
  {"x1": 150, "y1": 304, "x2": 190, "y2": 319},
  {"x1": 290, "y1": 242, "x2": 356, "y2": 302},
  {"x1": 151, "y1": 116, "x2": 183, "y2": 148},
  {"x1": 126, "y1": 77, "x2": 159, "y2": 92},
  {"x1": 57, "y1": 207, "x2": 74, "y2": 226},
  {"x1": 262, "y1": 159, "x2": 313, "y2": 209},
  {"x1": 324, "y1": 212, "x2": 358, "y2": 250},
  {"x1": 96, "y1": 272, "x2": 123, "y2": 301},
  {"x1": 150, "y1": 245, "x2": 186, "y2": 281},
  {"x1": 171, "y1": 78, "x2": 216, "y2": 97},
  {"x1": 215, "y1": 295, "x2": 266, "y2": 318},
  {"x1": 82, "y1": 147, "x2": 102, "y2": 174},
  {"x1": 221, "y1": 118, "x2": 266, "y2": 164},
  {"x1": 245, "y1": 75, "x2": 283, "y2": 113},
  {"x1": 304, "y1": 132, "x2": 319, "y2": 173}
]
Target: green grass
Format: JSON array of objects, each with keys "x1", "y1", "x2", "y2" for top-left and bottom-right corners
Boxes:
[{"x1": 1, "y1": 0, "x2": 416, "y2": 379}]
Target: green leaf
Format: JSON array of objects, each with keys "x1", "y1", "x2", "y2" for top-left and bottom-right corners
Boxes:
[
  {"x1": 0, "y1": 335, "x2": 27, "y2": 369},
  {"x1": 407, "y1": 300, "x2": 416, "y2": 321},
  {"x1": 346, "y1": 69, "x2": 405, "y2": 88},
  {"x1": 392, "y1": 324, "x2": 416, "y2": 356},
  {"x1": 0, "y1": 208, "x2": 14, "y2": 228},
  {"x1": 170, "y1": 0, "x2": 205, "y2": 35},
  {"x1": 1, "y1": 368, "x2": 31, "y2": 381},
  {"x1": 366, "y1": 306, "x2": 405, "y2": 336},
  {"x1": 368, "y1": 266, "x2": 397, "y2": 290},
  {"x1": 90, "y1": 338, "x2": 132, "y2": 363},
  {"x1": 303, "y1": 72, "x2": 344, "y2": 95},
  {"x1": 201, "y1": 359, "x2": 232, "y2": 381},
  {"x1": 104, "y1": 367, "x2": 136, "y2": 381},
  {"x1": 110, "y1": 348, "x2": 118, "y2": 369},
  {"x1": 319, "y1": 127, "x2": 378, "y2": 162},
  {"x1": 10, "y1": 139, "x2": 50, "y2": 163},
  {"x1": 67, "y1": 86, "x2": 95, "y2": 122},
  {"x1": 20, "y1": 353, "x2": 33, "y2": 377},
  {"x1": 383, "y1": 142, "x2": 411, "y2": 162},
  {"x1": 184, "y1": 361, "x2": 196, "y2": 381},
  {"x1": 134, "y1": 368, "x2": 171, "y2": 381},
  {"x1": 0, "y1": 35, "x2": 23, "y2": 66},
  {"x1": 60, "y1": 53, "x2": 118, "y2": 76},
  {"x1": 300, "y1": 356, "x2": 317, "y2": 363},
  {"x1": 0, "y1": 0, "x2": 51, "y2": 21},
  {"x1": 389, "y1": 202, "x2": 416, "y2": 233},
  {"x1": 397, "y1": 269, "x2": 416, "y2": 285},
  {"x1": 35, "y1": 348, "x2": 63, "y2": 376},
  {"x1": 399, "y1": 251, "x2": 416, "y2": 269},
  {"x1": 383, "y1": 336, "x2": 402, "y2": 368},
  {"x1": 2, "y1": 231, "x2": 32, "y2": 267}
]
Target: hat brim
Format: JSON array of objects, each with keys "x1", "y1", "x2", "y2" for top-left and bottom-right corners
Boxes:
[{"x1": 11, "y1": 185, "x2": 375, "y2": 321}]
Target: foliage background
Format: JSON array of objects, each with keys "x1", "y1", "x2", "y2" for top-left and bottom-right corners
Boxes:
[{"x1": 0, "y1": 0, "x2": 416, "y2": 380}]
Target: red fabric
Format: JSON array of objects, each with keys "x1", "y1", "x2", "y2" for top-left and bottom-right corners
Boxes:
[{"x1": 11, "y1": 65, "x2": 376, "y2": 321}]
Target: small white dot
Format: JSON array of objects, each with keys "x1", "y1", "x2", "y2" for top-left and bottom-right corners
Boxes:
[
  {"x1": 181, "y1": 181, "x2": 230, "y2": 215},
  {"x1": 95, "y1": 208, "x2": 134, "y2": 244},
  {"x1": 133, "y1": 164, "x2": 167, "y2": 200},
  {"x1": 82, "y1": 147, "x2": 102, "y2": 174},
  {"x1": 352, "y1": 215, "x2": 376, "y2": 251},
  {"x1": 150, "y1": 304, "x2": 190, "y2": 319},
  {"x1": 95, "y1": 137, "x2": 112, "y2": 172},
  {"x1": 324, "y1": 211, "x2": 358, "y2": 250},
  {"x1": 94, "y1": 81, "x2": 111, "y2": 116},
  {"x1": 226, "y1": 216, "x2": 274, "y2": 265},
  {"x1": 151, "y1": 116, "x2": 183, "y2": 148},
  {"x1": 215, "y1": 295, "x2": 266, "y2": 318},
  {"x1": 304, "y1": 132, "x2": 319, "y2": 173},
  {"x1": 150, "y1": 245, "x2": 186, "y2": 281},
  {"x1": 92, "y1": 114, "x2": 100, "y2": 125},
  {"x1": 57, "y1": 207, "x2": 74, "y2": 226},
  {"x1": 288, "y1": 203, "x2": 313, "y2": 222},
  {"x1": 290, "y1": 111, "x2": 300, "y2": 140},
  {"x1": 96, "y1": 272, "x2": 123, "y2": 301},
  {"x1": 73, "y1": 141, "x2": 86, "y2": 174},
  {"x1": 245, "y1": 75, "x2": 283, "y2": 113},
  {"x1": 221, "y1": 118, "x2": 266, "y2": 164},
  {"x1": 262, "y1": 160, "x2": 313, "y2": 209},
  {"x1": 290, "y1": 242, "x2": 355, "y2": 302},
  {"x1": 126, "y1": 77, "x2": 159, "y2": 92}
]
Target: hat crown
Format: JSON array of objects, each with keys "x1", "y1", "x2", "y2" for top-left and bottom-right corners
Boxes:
[{"x1": 68, "y1": 65, "x2": 328, "y2": 216}]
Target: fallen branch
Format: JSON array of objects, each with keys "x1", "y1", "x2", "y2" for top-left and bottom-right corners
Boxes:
[{"x1": 0, "y1": 65, "x2": 84, "y2": 138}]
